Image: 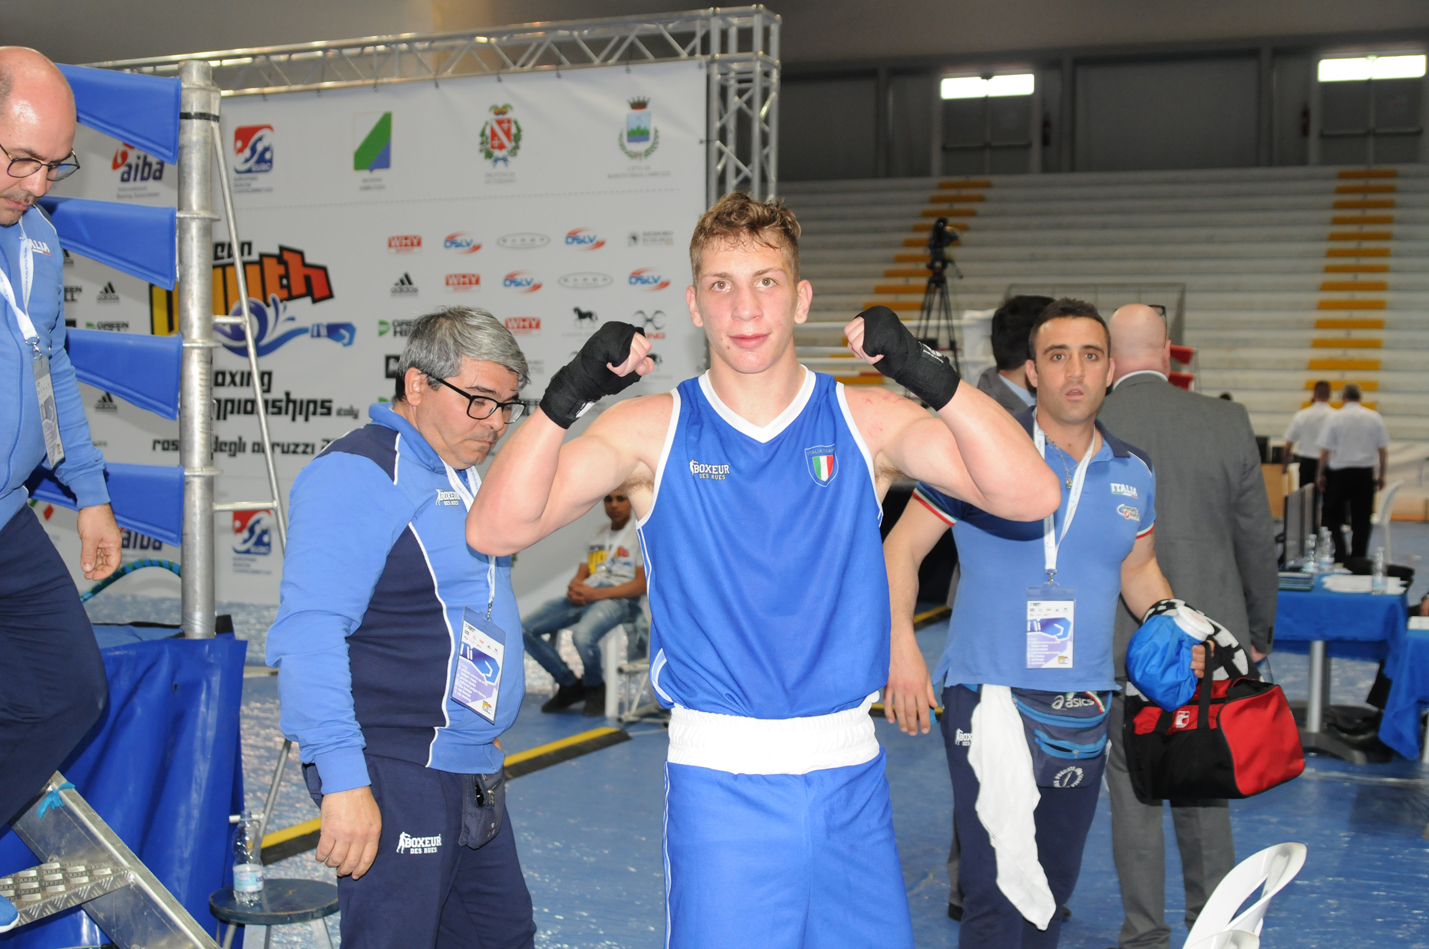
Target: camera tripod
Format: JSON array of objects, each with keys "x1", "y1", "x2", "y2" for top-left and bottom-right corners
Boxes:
[{"x1": 914, "y1": 261, "x2": 963, "y2": 376}]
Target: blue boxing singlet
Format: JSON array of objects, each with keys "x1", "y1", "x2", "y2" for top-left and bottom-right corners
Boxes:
[{"x1": 637, "y1": 368, "x2": 890, "y2": 720}]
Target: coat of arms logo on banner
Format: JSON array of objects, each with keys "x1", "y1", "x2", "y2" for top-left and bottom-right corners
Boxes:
[
  {"x1": 480, "y1": 104, "x2": 522, "y2": 165},
  {"x1": 619, "y1": 98, "x2": 659, "y2": 160}
]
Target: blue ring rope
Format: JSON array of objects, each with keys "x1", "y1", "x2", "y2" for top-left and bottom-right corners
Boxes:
[{"x1": 79, "y1": 558, "x2": 182, "y2": 602}]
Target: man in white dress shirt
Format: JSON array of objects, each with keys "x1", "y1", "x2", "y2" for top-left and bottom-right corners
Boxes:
[
  {"x1": 1283, "y1": 381, "x2": 1334, "y2": 490},
  {"x1": 1316, "y1": 383, "x2": 1389, "y2": 563}
]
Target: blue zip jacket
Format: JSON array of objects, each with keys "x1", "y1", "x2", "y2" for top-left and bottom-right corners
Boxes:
[
  {"x1": 1, "y1": 206, "x2": 108, "y2": 529},
  {"x1": 267, "y1": 403, "x2": 524, "y2": 793}
]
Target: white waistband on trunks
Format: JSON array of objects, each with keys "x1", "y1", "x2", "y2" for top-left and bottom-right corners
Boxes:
[{"x1": 667, "y1": 692, "x2": 881, "y2": 775}]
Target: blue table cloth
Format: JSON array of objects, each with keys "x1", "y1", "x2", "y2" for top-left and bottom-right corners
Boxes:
[
  {"x1": 1274, "y1": 575, "x2": 1408, "y2": 665},
  {"x1": 1380, "y1": 628, "x2": 1429, "y2": 760}
]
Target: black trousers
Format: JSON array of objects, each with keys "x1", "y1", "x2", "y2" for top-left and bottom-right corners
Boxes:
[
  {"x1": 0, "y1": 507, "x2": 108, "y2": 831},
  {"x1": 941, "y1": 686, "x2": 1099, "y2": 949},
  {"x1": 1322, "y1": 467, "x2": 1376, "y2": 562},
  {"x1": 1294, "y1": 456, "x2": 1318, "y2": 495},
  {"x1": 306, "y1": 755, "x2": 536, "y2": 949}
]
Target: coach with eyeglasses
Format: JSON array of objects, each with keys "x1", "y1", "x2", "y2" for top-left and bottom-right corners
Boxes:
[
  {"x1": 0, "y1": 48, "x2": 118, "y2": 934},
  {"x1": 267, "y1": 306, "x2": 537, "y2": 948}
]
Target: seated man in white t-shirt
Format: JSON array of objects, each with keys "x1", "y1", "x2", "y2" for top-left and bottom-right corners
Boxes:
[{"x1": 523, "y1": 491, "x2": 646, "y2": 716}]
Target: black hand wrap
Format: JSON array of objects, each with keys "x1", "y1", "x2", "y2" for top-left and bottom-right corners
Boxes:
[
  {"x1": 857, "y1": 306, "x2": 961, "y2": 410},
  {"x1": 539, "y1": 322, "x2": 646, "y2": 429}
]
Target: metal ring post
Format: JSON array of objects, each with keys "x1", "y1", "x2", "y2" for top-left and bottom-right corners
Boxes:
[{"x1": 178, "y1": 61, "x2": 219, "y2": 639}]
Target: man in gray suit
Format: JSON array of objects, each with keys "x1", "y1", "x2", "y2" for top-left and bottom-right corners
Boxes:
[
  {"x1": 975, "y1": 295, "x2": 1052, "y2": 415},
  {"x1": 1099, "y1": 304, "x2": 1278, "y2": 949}
]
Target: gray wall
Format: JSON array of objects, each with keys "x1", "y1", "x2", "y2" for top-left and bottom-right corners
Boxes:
[
  {"x1": 1074, "y1": 57, "x2": 1260, "y2": 171},
  {"x1": 780, "y1": 77, "x2": 879, "y2": 181}
]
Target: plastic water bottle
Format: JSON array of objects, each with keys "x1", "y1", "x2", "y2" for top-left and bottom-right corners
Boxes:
[
  {"x1": 232, "y1": 811, "x2": 264, "y2": 905},
  {"x1": 1371, "y1": 547, "x2": 1387, "y2": 594},
  {"x1": 1302, "y1": 533, "x2": 1318, "y2": 573},
  {"x1": 1316, "y1": 528, "x2": 1335, "y2": 572}
]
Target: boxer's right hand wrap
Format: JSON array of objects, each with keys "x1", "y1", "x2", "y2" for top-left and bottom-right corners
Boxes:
[
  {"x1": 539, "y1": 322, "x2": 646, "y2": 429},
  {"x1": 857, "y1": 306, "x2": 961, "y2": 410}
]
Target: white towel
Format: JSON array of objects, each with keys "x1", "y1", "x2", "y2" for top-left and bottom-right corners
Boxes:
[{"x1": 968, "y1": 684, "x2": 1057, "y2": 930}]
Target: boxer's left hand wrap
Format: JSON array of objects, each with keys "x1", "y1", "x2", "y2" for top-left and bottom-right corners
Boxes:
[
  {"x1": 856, "y1": 306, "x2": 961, "y2": 410},
  {"x1": 539, "y1": 322, "x2": 646, "y2": 429}
]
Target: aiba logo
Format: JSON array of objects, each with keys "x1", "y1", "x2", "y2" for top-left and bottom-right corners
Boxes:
[
  {"x1": 232, "y1": 510, "x2": 274, "y2": 556},
  {"x1": 503, "y1": 271, "x2": 542, "y2": 293},
  {"x1": 391, "y1": 273, "x2": 417, "y2": 296},
  {"x1": 446, "y1": 273, "x2": 481, "y2": 291},
  {"x1": 444, "y1": 232, "x2": 481, "y2": 254},
  {"x1": 505, "y1": 317, "x2": 541, "y2": 335},
  {"x1": 233, "y1": 125, "x2": 274, "y2": 174},
  {"x1": 388, "y1": 235, "x2": 421, "y2": 254},
  {"x1": 497, "y1": 232, "x2": 549, "y2": 250},
  {"x1": 479, "y1": 104, "x2": 521, "y2": 166},
  {"x1": 112, "y1": 142, "x2": 165, "y2": 182},
  {"x1": 629, "y1": 268, "x2": 670, "y2": 291},
  {"x1": 558, "y1": 272, "x2": 612, "y2": 290},
  {"x1": 565, "y1": 228, "x2": 605, "y2": 250}
]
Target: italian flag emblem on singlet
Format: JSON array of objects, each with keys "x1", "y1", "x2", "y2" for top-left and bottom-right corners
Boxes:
[{"x1": 806, "y1": 446, "x2": 838, "y2": 485}]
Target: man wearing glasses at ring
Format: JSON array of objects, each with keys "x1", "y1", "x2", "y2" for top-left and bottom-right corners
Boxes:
[
  {"x1": 267, "y1": 307, "x2": 539, "y2": 948},
  {"x1": 0, "y1": 48, "x2": 119, "y2": 934}
]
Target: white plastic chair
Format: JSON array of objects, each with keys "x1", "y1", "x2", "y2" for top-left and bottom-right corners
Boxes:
[
  {"x1": 1183, "y1": 843, "x2": 1306, "y2": 946},
  {"x1": 1373, "y1": 479, "x2": 1403, "y2": 563},
  {"x1": 1186, "y1": 931, "x2": 1260, "y2": 949}
]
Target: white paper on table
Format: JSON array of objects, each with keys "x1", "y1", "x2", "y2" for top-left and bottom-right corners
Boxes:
[
  {"x1": 1320, "y1": 574, "x2": 1405, "y2": 596},
  {"x1": 1408, "y1": 616, "x2": 1429, "y2": 630}
]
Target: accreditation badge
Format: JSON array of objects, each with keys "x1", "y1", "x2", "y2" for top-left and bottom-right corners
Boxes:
[
  {"x1": 452, "y1": 606, "x2": 506, "y2": 723},
  {"x1": 33, "y1": 352, "x2": 65, "y2": 467},
  {"x1": 1026, "y1": 586, "x2": 1075, "y2": 669}
]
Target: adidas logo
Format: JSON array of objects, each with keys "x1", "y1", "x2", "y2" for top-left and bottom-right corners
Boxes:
[
  {"x1": 96, "y1": 281, "x2": 120, "y2": 303},
  {"x1": 390, "y1": 273, "x2": 418, "y2": 296},
  {"x1": 94, "y1": 392, "x2": 117, "y2": 412}
]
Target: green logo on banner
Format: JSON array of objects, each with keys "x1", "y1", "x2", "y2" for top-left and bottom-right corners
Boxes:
[{"x1": 354, "y1": 112, "x2": 392, "y2": 171}]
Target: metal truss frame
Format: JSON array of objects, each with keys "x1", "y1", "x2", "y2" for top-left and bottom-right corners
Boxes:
[{"x1": 92, "y1": 6, "x2": 781, "y2": 200}]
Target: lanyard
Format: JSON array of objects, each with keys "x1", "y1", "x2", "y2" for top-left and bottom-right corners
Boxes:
[
  {"x1": 0, "y1": 219, "x2": 38, "y2": 354},
  {"x1": 445, "y1": 463, "x2": 497, "y2": 619},
  {"x1": 1033, "y1": 422, "x2": 1097, "y2": 584}
]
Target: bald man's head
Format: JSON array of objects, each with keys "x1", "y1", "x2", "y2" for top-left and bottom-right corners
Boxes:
[
  {"x1": 1107, "y1": 303, "x2": 1170, "y2": 381},
  {"x1": 0, "y1": 47, "x2": 75, "y2": 227}
]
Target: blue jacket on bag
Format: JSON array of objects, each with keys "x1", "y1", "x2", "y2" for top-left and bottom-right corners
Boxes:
[
  {"x1": 0, "y1": 206, "x2": 108, "y2": 530},
  {"x1": 267, "y1": 404, "x2": 524, "y2": 794}
]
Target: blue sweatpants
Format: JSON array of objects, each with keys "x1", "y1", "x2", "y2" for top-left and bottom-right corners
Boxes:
[
  {"x1": 0, "y1": 507, "x2": 108, "y2": 832},
  {"x1": 305, "y1": 754, "x2": 535, "y2": 949},
  {"x1": 663, "y1": 748, "x2": 913, "y2": 949},
  {"x1": 941, "y1": 686, "x2": 1100, "y2": 949}
]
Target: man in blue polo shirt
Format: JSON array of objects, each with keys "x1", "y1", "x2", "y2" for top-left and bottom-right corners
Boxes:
[{"x1": 884, "y1": 299, "x2": 1200, "y2": 949}]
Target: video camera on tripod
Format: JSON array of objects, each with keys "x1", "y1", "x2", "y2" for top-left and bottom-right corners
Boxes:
[
  {"x1": 926, "y1": 216, "x2": 960, "y2": 276},
  {"x1": 914, "y1": 218, "x2": 963, "y2": 373}
]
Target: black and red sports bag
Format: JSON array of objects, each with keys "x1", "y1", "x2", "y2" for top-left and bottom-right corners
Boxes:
[{"x1": 1125, "y1": 644, "x2": 1304, "y2": 802}]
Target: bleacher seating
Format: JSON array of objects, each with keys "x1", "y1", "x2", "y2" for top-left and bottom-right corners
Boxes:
[{"x1": 782, "y1": 165, "x2": 1429, "y2": 442}]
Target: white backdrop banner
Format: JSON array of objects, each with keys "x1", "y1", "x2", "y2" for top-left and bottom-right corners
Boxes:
[{"x1": 46, "y1": 59, "x2": 709, "y2": 605}]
